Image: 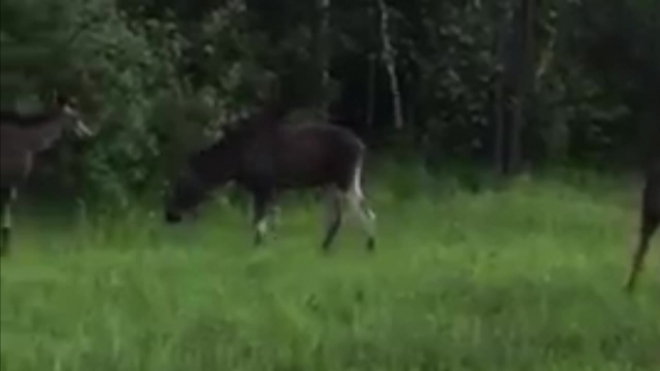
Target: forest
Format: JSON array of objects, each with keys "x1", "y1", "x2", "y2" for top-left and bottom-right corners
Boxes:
[
  {"x1": 1, "y1": 0, "x2": 658, "y2": 203},
  {"x1": 1, "y1": 0, "x2": 659, "y2": 370}
]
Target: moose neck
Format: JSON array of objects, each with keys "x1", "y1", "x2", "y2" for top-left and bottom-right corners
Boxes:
[
  {"x1": 17, "y1": 111, "x2": 70, "y2": 152},
  {"x1": 190, "y1": 138, "x2": 245, "y2": 189}
]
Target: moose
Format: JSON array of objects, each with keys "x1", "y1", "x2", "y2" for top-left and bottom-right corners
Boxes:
[
  {"x1": 625, "y1": 159, "x2": 659, "y2": 292},
  {"x1": 164, "y1": 110, "x2": 377, "y2": 251},
  {"x1": 1, "y1": 93, "x2": 92, "y2": 256}
]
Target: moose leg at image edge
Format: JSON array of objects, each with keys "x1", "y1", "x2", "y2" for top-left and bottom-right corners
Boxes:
[{"x1": 625, "y1": 214, "x2": 658, "y2": 292}]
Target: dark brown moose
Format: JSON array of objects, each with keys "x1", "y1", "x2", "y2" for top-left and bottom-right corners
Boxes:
[
  {"x1": 0, "y1": 94, "x2": 92, "y2": 255},
  {"x1": 164, "y1": 113, "x2": 377, "y2": 251}
]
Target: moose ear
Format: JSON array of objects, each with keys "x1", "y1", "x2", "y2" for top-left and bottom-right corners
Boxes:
[{"x1": 50, "y1": 89, "x2": 78, "y2": 108}]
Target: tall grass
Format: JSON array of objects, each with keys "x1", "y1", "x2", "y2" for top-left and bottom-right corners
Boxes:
[{"x1": 1, "y1": 168, "x2": 658, "y2": 371}]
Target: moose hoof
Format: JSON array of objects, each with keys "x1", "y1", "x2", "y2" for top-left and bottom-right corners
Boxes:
[
  {"x1": 0, "y1": 230, "x2": 9, "y2": 257},
  {"x1": 623, "y1": 280, "x2": 635, "y2": 294},
  {"x1": 366, "y1": 237, "x2": 375, "y2": 252},
  {"x1": 321, "y1": 241, "x2": 335, "y2": 254}
]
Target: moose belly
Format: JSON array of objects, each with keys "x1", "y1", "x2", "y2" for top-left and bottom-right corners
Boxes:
[
  {"x1": 0, "y1": 151, "x2": 33, "y2": 186},
  {"x1": 645, "y1": 164, "x2": 660, "y2": 217},
  {"x1": 273, "y1": 171, "x2": 330, "y2": 189}
]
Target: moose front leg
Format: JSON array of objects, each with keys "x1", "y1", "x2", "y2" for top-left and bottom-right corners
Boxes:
[
  {"x1": 251, "y1": 189, "x2": 274, "y2": 246},
  {"x1": 1, "y1": 187, "x2": 15, "y2": 257},
  {"x1": 625, "y1": 171, "x2": 660, "y2": 292}
]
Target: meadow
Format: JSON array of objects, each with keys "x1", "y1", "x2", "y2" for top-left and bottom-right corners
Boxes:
[{"x1": 1, "y1": 168, "x2": 659, "y2": 371}]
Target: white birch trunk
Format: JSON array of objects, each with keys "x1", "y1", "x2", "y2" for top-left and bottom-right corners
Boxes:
[{"x1": 377, "y1": 0, "x2": 404, "y2": 130}]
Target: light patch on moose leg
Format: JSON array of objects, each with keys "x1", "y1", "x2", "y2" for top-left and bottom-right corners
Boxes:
[
  {"x1": 252, "y1": 216, "x2": 269, "y2": 246},
  {"x1": 252, "y1": 193, "x2": 273, "y2": 247},
  {"x1": 347, "y1": 160, "x2": 376, "y2": 250},
  {"x1": 257, "y1": 218, "x2": 269, "y2": 236}
]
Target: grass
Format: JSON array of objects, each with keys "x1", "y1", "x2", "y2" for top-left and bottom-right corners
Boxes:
[{"x1": 1, "y1": 171, "x2": 659, "y2": 371}]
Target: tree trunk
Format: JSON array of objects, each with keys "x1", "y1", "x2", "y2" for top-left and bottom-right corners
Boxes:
[
  {"x1": 498, "y1": 0, "x2": 536, "y2": 175},
  {"x1": 366, "y1": 53, "x2": 377, "y2": 130},
  {"x1": 492, "y1": 2, "x2": 511, "y2": 174},
  {"x1": 316, "y1": 0, "x2": 331, "y2": 115},
  {"x1": 377, "y1": 0, "x2": 404, "y2": 130},
  {"x1": 517, "y1": 0, "x2": 536, "y2": 172},
  {"x1": 493, "y1": 80, "x2": 506, "y2": 173},
  {"x1": 509, "y1": 95, "x2": 523, "y2": 173},
  {"x1": 507, "y1": 0, "x2": 525, "y2": 175}
]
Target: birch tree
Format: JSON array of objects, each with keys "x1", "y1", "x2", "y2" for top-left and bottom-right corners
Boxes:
[{"x1": 377, "y1": 0, "x2": 404, "y2": 130}]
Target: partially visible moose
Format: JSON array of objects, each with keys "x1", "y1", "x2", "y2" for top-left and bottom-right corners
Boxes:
[
  {"x1": 164, "y1": 109, "x2": 377, "y2": 251},
  {"x1": 1, "y1": 93, "x2": 92, "y2": 256},
  {"x1": 625, "y1": 159, "x2": 659, "y2": 292}
]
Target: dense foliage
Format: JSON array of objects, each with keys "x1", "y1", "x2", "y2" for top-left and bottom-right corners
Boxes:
[{"x1": 1, "y1": 0, "x2": 658, "y2": 204}]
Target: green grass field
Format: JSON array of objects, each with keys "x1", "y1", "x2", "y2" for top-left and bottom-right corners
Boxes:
[{"x1": 1, "y1": 172, "x2": 659, "y2": 371}]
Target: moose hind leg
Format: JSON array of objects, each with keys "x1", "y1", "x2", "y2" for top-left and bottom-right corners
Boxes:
[
  {"x1": 321, "y1": 187, "x2": 343, "y2": 250},
  {"x1": 347, "y1": 161, "x2": 376, "y2": 251},
  {"x1": 349, "y1": 193, "x2": 376, "y2": 251},
  {"x1": 625, "y1": 212, "x2": 658, "y2": 292}
]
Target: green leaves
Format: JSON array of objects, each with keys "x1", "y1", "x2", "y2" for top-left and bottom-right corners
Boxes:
[{"x1": 1, "y1": 0, "x2": 656, "y2": 204}]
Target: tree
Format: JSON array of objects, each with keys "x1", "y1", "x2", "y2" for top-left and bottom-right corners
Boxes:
[{"x1": 377, "y1": 0, "x2": 404, "y2": 130}]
